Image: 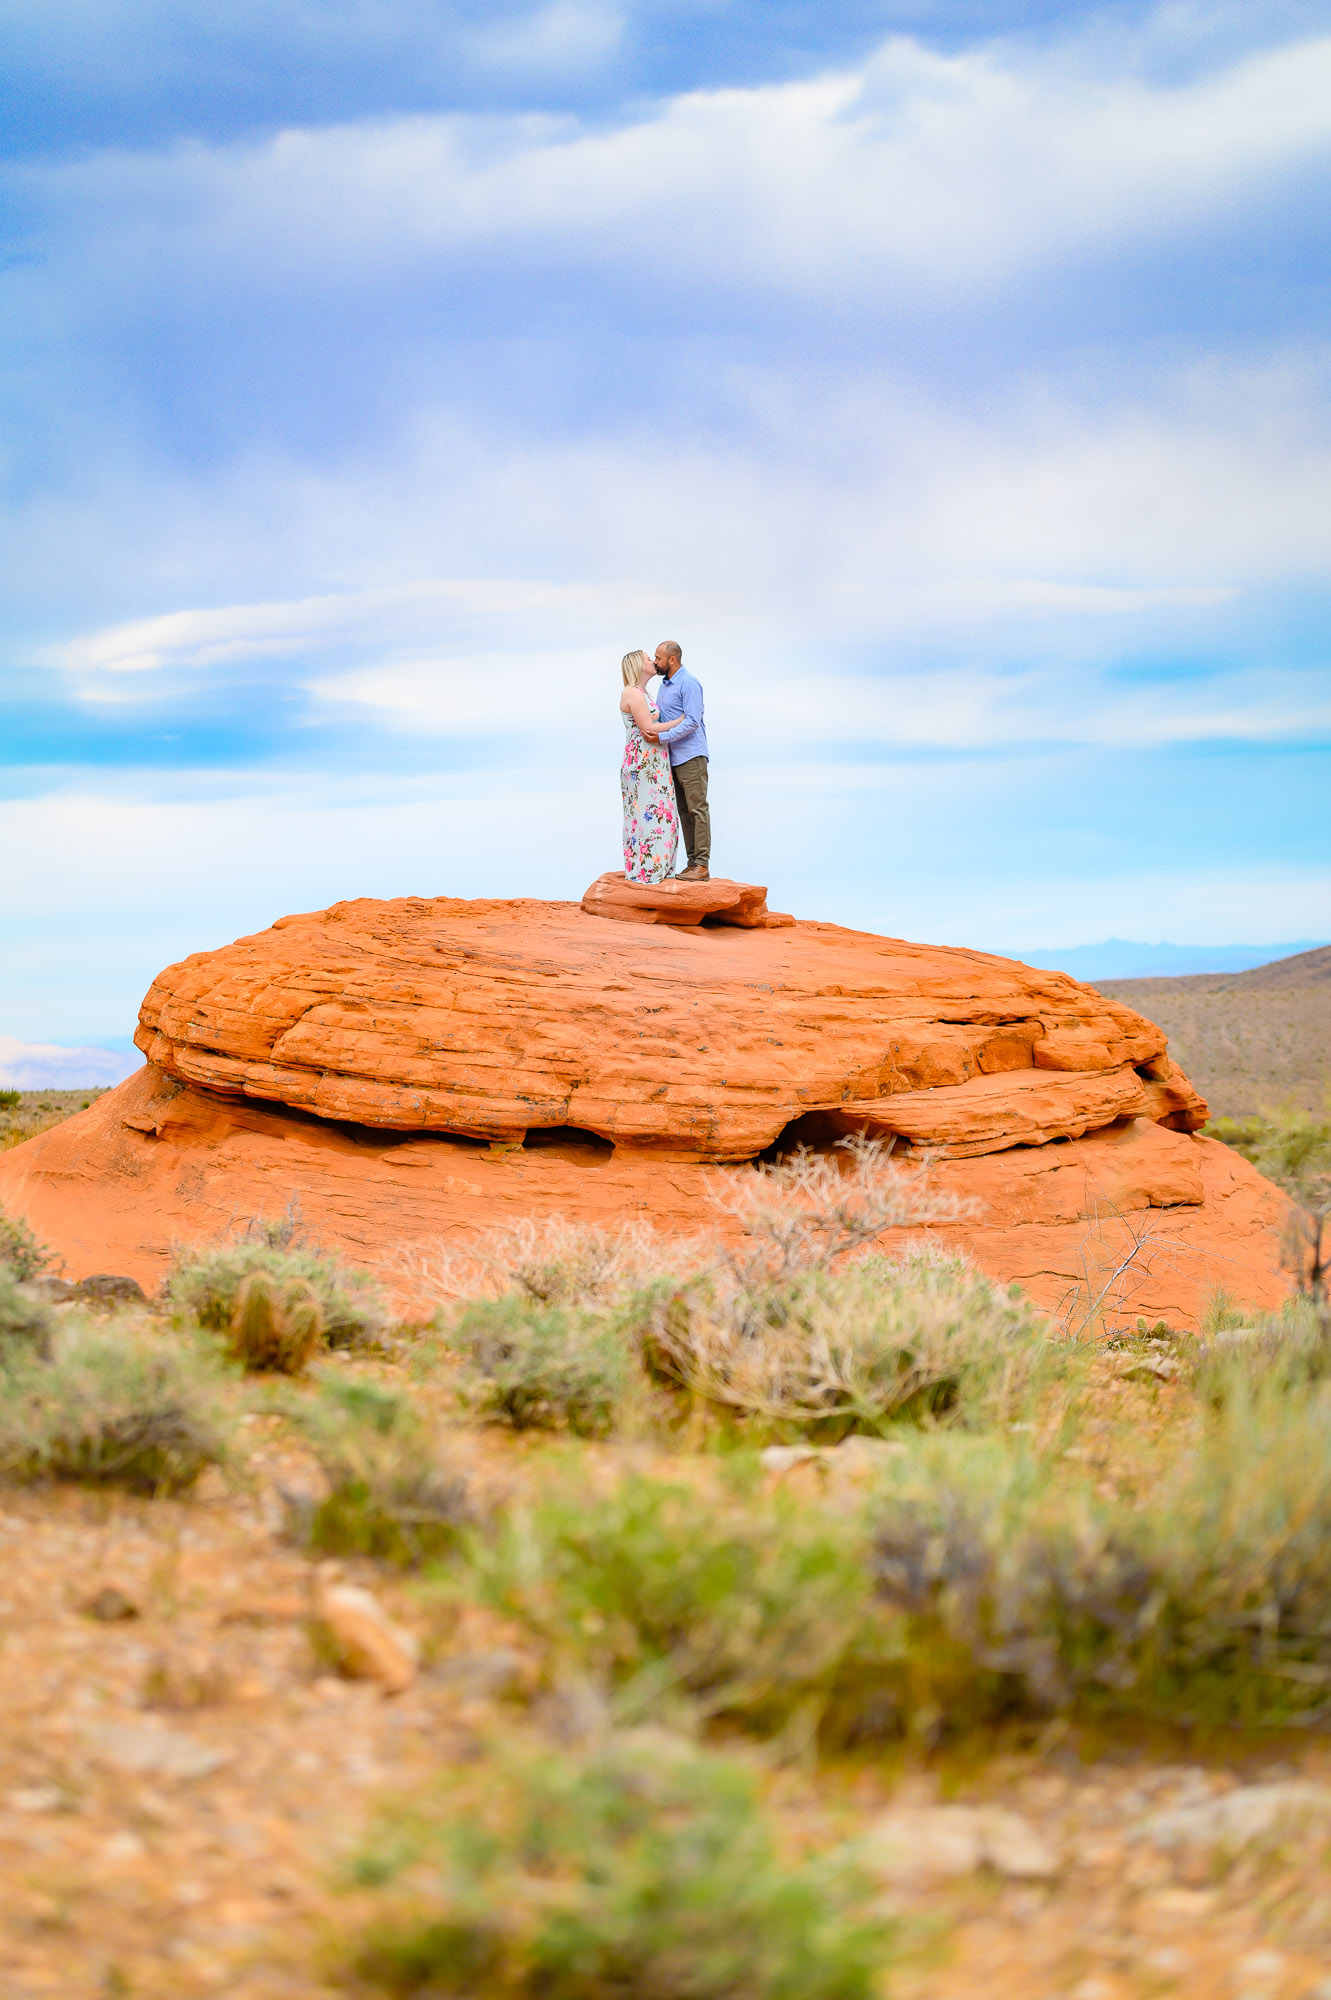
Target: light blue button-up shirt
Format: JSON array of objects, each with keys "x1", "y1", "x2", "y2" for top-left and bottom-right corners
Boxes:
[{"x1": 654, "y1": 666, "x2": 708, "y2": 767}]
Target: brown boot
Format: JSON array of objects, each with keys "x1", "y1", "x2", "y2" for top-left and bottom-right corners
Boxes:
[{"x1": 677, "y1": 864, "x2": 710, "y2": 882}]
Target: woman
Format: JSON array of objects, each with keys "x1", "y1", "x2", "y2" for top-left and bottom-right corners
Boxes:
[{"x1": 619, "y1": 649, "x2": 684, "y2": 884}]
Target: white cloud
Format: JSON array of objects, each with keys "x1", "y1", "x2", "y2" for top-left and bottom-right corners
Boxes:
[
  {"x1": 38, "y1": 31, "x2": 1331, "y2": 301},
  {"x1": 0, "y1": 1037, "x2": 139, "y2": 1089},
  {"x1": 54, "y1": 577, "x2": 682, "y2": 676}
]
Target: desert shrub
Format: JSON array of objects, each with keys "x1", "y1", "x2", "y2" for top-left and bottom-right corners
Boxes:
[
  {"x1": 402, "y1": 1216, "x2": 697, "y2": 1318},
  {"x1": 0, "y1": 1268, "x2": 56, "y2": 1360},
  {"x1": 710, "y1": 1134, "x2": 971, "y2": 1290},
  {"x1": 0, "y1": 1206, "x2": 54, "y2": 1281},
  {"x1": 166, "y1": 1235, "x2": 387, "y2": 1350},
  {"x1": 1194, "y1": 1293, "x2": 1331, "y2": 1399},
  {"x1": 228, "y1": 1268, "x2": 324, "y2": 1373},
  {"x1": 1209, "y1": 1102, "x2": 1331, "y2": 1311},
  {"x1": 1206, "y1": 1114, "x2": 1268, "y2": 1163},
  {"x1": 288, "y1": 1376, "x2": 468, "y2": 1565},
  {"x1": 0, "y1": 1326, "x2": 231, "y2": 1494},
  {"x1": 625, "y1": 1251, "x2": 1065, "y2": 1439},
  {"x1": 0, "y1": 1090, "x2": 19, "y2": 1111},
  {"x1": 455, "y1": 1469, "x2": 878, "y2": 1734},
  {"x1": 448, "y1": 1296, "x2": 636, "y2": 1436},
  {"x1": 450, "y1": 1379, "x2": 1331, "y2": 1743},
  {"x1": 868, "y1": 1385, "x2": 1331, "y2": 1731},
  {"x1": 343, "y1": 1733, "x2": 888, "y2": 2000}
]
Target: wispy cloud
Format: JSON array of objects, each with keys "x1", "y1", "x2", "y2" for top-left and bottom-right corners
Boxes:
[{"x1": 1, "y1": 3, "x2": 1330, "y2": 1031}]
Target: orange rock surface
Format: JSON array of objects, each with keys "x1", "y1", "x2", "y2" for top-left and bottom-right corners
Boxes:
[
  {"x1": 130, "y1": 894, "x2": 1200, "y2": 1160},
  {"x1": 0, "y1": 895, "x2": 1292, "y2": 1328},
  {"x1": 580, "y1": 871, "x2": 794, "y2": 928}
]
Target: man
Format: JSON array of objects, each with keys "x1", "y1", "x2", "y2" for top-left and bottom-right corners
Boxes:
[{"x1": 648, "y1": 639, "x2": 710, "y2": 882}]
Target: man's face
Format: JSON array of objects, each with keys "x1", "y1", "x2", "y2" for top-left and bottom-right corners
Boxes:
[{"x1": 654, "y1": 645, "x2": 674, "y2": 676}]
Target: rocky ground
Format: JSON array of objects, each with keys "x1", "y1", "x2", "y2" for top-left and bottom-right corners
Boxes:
[{"x1": 2, "y1": 1355, "x2": 1331, "y2": 2000}]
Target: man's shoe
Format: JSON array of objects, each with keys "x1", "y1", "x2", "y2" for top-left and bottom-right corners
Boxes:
[{"x1": 678, "y1": 864, "x2": 710, "y2": 882}]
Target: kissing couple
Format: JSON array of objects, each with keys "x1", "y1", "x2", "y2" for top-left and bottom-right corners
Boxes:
[{"x1": 617, "y1": 640, "x2": 710, "y2": 886}]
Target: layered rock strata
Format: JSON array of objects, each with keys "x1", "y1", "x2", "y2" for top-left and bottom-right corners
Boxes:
[
  {"x1": 0, "y1": 896, "x2": 1288, "y2": 1329},
  {"x1": 131, "y1": 895, "x2": 1206, "y2": 1162}
]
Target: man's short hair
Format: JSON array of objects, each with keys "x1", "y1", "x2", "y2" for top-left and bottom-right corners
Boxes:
[{"x1": 658, "y1": 640, "x2": 683, "y2": 665}]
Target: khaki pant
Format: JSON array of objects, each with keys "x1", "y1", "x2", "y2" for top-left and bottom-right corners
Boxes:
[{"x1": 672, "y1": 756, "x2": 710, "y2": 869}]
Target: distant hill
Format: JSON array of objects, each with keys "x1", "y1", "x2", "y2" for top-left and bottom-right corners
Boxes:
[
  {"x1": 0, "y1": 1037, "x2": 142, "y2": 1090},
  {"x1": 1096, "y1": 945, "x2": 1331, "y2": 1119},
  {"x1": 1010, "y1": 939, "x2": 1327, "y2": 981}
]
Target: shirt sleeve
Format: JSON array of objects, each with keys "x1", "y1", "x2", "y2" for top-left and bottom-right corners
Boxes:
[{"x1": 663, "y1": 678, "x2": 703, "y2": 750}]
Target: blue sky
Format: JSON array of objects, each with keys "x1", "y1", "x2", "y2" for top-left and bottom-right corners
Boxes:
[{"x1": 3, "y1": 0, "x2": 1331, "y2": 1039}]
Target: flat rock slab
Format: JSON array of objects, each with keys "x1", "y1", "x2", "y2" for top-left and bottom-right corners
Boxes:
[
  {"x1": 580, "y1": 872, "x2": 795, "y2": 928},
  {"x1": 130, "y1": 894, "x2": 1202, "y2": 1161}
]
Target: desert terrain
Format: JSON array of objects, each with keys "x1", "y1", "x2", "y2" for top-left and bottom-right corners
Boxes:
[
  {"x1": 0, "y1": 899, "x2": 1325, "y2": 2000},
  {"x1": 1100, "y1": 947, "x2": 1331, "y2": 1120}
]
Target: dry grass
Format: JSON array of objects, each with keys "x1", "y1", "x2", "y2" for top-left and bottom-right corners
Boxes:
[{"x1": 0, "y1": 1087, "x2": 106, "y2": 1152}]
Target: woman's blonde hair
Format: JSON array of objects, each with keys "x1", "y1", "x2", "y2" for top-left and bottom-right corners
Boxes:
[{"x1": 621, "y1": 649, "x2": 650, "y2": 688}]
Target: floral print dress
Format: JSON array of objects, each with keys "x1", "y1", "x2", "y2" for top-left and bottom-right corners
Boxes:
[{"x1": 621, "y1": 706, "x2": 679, "y2": 884}]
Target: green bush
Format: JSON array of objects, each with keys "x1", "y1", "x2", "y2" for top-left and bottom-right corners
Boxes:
[
  {"x1": 623, "y1": 1252, "x2": 1065, "y2": 1439},
  {"x1": 166, "y1": 1236, "x2": 387, "y2": 1350},
  {"x1": 868, "y1": 1387, "x2": 1331, "y2": 1731},
  {"x1": 0, "y1": 1089, "x2": 20, "y2": 1111},
  {"x1": 449, "y1": 1377, "x2": 1331, "y2": 1744},
  {"x1": 0, "y1": 1326, "x2": 231, "y2": 1494},
  {"x1": 288, "y1": 1377, "x2": 468, "y2": 1566},
  {"x1": 449, "y1": 1296, "x2": 635, "y2": 1436},
  {"x1": 0, "y1": 1206, "x2": 54, "y2": 1282},
  {"x1": 0, "y1": 1268, "x2": 56, "y2": 1361},
  {"x1": 1194, "y1": 1293, "x2": 1331, "y2": 1398},
  {"x1": 343, "y1": 1734, "x2": 888, "y2": 2000},
  {"x1": 455, "y1": 1468, "x2": 878, "y2": 1734}
]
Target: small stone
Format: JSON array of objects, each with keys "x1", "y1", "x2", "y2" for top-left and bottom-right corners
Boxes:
[
  {"x1": 71, "y1": 1274, "x2": 148, "y2": 1308},
  {"x1": 1235, "y1": 1949, "x2": 1286, "y2": 1983},
  {"x1": 80, "y1": 1585, "x2": 141, "y2": 1623},
  {"x1": 4, "y1": 1787, "x2": 65, "y2": 1814},
  {"x1": 862, "y1": 1803, "x2": 1060, "y2": 1883},
  {"x1": 980, "y1": 1807, "x2": 1061, "y2": 1878},
  {"x1": 311, "y1": 1570, "x2": 418, "y2": 1693},
  {"x1": 1135, "y1": 1782, "x2": 1331, "y2": 1854},
  {"x1": 100, "y1": 1830, "x2": 146, "y2": 1861},
  {"x1": 759, "y1": 1445, "x2": 823, "y2": 1473},
  {"x1": 83, "y1": 1720, "x2": 231, "y2": 1780}
]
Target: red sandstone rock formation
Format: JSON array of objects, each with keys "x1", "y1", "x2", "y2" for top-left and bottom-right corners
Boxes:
[
  {"x1": 0, "y1": 896, "x2": 1290, "y2": 1329},
  {"x1": 580, "y1": 872, "x2": 793, "y2": 928}
]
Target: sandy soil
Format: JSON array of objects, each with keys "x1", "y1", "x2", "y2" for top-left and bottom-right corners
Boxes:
[{"x1": 2, "y1": 1365, "x2": 1331, "y2": 2000}]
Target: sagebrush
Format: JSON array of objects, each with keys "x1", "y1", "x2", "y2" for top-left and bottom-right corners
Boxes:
[
  {"x1": 0, "y1": 1206, "x2": 54, "y2": 1281},
  {"x1": 344, "y1": 1732, "x2": 888, "y2": 2000},
  {"x1": 167, "y1": 1230, "x2": 388, "y2": 1350},
  {"x1": 287, "y1": 1376, "x2": 468, "y2": 1565},
  {"x1": 0, "y1": 1324, "x2": 231, "y2": 1494}
]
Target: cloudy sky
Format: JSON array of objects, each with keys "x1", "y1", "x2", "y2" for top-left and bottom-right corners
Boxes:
[{"x1": 3, "y1": 0, "x2": 1331, "y2": 1040}]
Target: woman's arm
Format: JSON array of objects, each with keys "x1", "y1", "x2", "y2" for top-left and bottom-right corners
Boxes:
[{"x1": 623, "y1": 684, "x2": 669, "y2": 740}]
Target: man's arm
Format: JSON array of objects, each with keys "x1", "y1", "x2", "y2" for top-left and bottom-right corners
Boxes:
[{"x1": 661, "y1": 678, "x2": 703, "y2": 754}]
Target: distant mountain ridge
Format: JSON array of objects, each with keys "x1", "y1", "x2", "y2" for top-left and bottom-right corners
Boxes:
[{"x1": 1010, "y1": 939, "x2": 1327, "y2": 982}]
